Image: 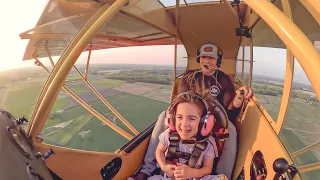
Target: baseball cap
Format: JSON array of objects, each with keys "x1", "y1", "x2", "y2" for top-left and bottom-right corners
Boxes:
[{"x1": 197, "y1": 43, "x2": 219, "y2": 59}]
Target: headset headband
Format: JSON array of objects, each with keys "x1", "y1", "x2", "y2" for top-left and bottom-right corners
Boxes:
[
  {"x1": 166, "y1": 91, "x2": 215, "y2": 137},
  {"x1": 169, "y1": 91, "x2": 210, "y2": 117}
]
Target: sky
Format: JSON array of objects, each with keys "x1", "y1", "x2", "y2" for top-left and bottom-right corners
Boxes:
[
  {"x1": 0, "y1": 0, "x2": 317, "y2": 86},
  {"x1": 0, "y1": 0, "x2": 48, "y2": 71}
]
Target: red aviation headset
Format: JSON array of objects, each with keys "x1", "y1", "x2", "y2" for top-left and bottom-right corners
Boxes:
[{"x1": 165, "y1": 92, "x2": 215, "y2": 138}]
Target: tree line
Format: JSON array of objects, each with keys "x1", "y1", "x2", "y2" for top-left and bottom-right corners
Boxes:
[
  {"x1": 106, "y1": 70, "x2": 173, "y2": 85},
  {"x1": 253, "y1": 83, "x2": 319, "y2": 104}
]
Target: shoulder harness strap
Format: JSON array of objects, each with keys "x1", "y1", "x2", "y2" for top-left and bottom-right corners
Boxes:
[
  {"x1": 166, "y1": 131, "x2": 208, "y2": 168},
  {"x1": 166, "y1": 131, "x2": 180, "y2": 163},
  {"x1": 187, "y1": 141, "x2": 208, "y2": 168}
]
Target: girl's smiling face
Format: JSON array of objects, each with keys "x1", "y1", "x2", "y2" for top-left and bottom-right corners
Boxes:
[{"x1": 175, "y1": 102, "x2": 202, "y2": 140}]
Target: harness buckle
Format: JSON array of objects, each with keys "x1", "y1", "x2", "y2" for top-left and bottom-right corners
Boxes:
[{"x1": 169, "y1": 136, "x2": 179, "y2": 141}]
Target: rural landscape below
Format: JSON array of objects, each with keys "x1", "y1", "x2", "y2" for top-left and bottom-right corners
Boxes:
[{"x1": 0, "y1": 63, "x2": 319, "y2": 179}]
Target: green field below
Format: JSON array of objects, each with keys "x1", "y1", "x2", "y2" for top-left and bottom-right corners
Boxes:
[
  {"x1": 45, "y1": 101, "x2": 88, "y2": 128},
  {"x1": 289, "y1": 101, "x2": 320, "y2": 123},
  {"x1": 2, "y1": 87, "x2": 42, "y2": 120},
  {"x1": 3, "y1": 88, "x2": 42, "y2": 107},
  {"x1": 66, "y1": 75, "x2": 82, "y2": 81},
  {"x1": 0, "y1": 89, "x2": 4, "y2": 105},
  {"x1": 52, "y1": 99, "x2": 69, "y2": 112},
  {"x1": 9, "y1": 80, "x2": 46, "y2": 92},
  {"x1": 279, "y1": 128, "x2": 320, "y2": 179},
  {"x1": 4, "y1": 98, "x2": 68, "y2": 121},
  {"x1": 42, "y1": 92, "x2": 168, "y2": 152},
  {"x1": 3, "y1": 105, "x2": 35, "y2": 120},
  {"x1": 65, "y1": 86, "x2": 89, "y2": 95},
  {"x1": 280, "y1": 129, "x2": 317, "y2": 164},
  {"x1": 61, "y1": 78, "x2": 125, "y2": 95},
  {"x1": 91, "y1": 79, "x2": 125, "y2": 88},
  {"x1": 64, "y1": 118, "x2": 129, "y2": 152},
  {"x1": 44, "y1": 114, "x2": 93, "y2": 146},
  {"x1": 1, "y1": 78, "x2": 69, "y2": 121}
]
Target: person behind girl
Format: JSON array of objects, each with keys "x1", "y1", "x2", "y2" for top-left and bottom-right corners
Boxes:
[{"x1": 148, "y1": 92, "x2": 228, "y2": 180}]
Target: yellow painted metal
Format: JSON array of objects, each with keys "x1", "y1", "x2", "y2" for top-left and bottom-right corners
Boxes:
[
  {"x1": 85, "y1": 43, "x2": 92, "y2": 80},
  {"x1": 174, "y1": 0, "x2": 179, "y2": 79},
  {"x1": 275, "y1": 0, "x2": 294, "y2": 134},
  {"x1": 248, "y1": 36, "x2": 253, "y2": 87},
  {"x1": 171, "y1": 37, "x2": 178, "y2": 103},
  {"x1": 29, "y1": 0, "x2": 129, "y2": 139},
  {"x1": 45, "y1": 41, "x2": 55, "y2": 67},
  {"x1": 299, "y1": 0, "x2": 320, "y2": 25},
  {"x1": 35, "y1": 59, "x2": 134, "y2": 140},
  {"x1": 298, "y1": 161, "x2": 320, "y2": 173},
  {"x1": 241, "y1": 40, "x2": 244, "y2": 83},
  {"x1": 282, "y1": 0, "x2": 293, "y2": 17},
  {"x1": 34, "y1": 135, "x2": 151, "y2": 179},
  {"x1": 175, "y1": 0, "x2": 179, "y2": 26},
  {"x1": 243, "y1": 0, "x2": 320, "y2": 102},
  {"x1": 170, "y1": 0, "x2": 181, "y2": 101},
  {"x1": 20, "y1": 13, "x2": 91, "y2": 36},
  {"x1": 174, "y1": 38, "x2": 177, "y2": 79},
  {"x1": 275, "y1": 51, "x2": 294, "y2": 133},
  {"x1": 166, "y1": 3, "x2": 240, "y2": 65},
  {"x1": 72, "y1": 66, "x2": 139, "y2": 135},
  {"x1": 291, "y1": 140, "x2": 320, "y2": 157},
  {"x1": 252, "y1": 96, "x2": 277, "y2": 130},
  {"x1": 233, "y1": 100, "x2": 295, "y2": 180},
  {"x1": 28, "y1": 42, "x2": 55, "y2": 132},
  {"x1": 28, "y1": 58, "x2": 52, "y2": 133}
]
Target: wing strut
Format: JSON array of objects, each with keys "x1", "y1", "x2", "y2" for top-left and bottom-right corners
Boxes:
[
  {"x1": 72, "y1": 66, "x2": 139, "y2": 135},
  {"x1": 43, "y1": 45, "x2": 139, "y2": 136},
  {"x1": 34, "y1": 58, "x2": 134, "y2": 140}
]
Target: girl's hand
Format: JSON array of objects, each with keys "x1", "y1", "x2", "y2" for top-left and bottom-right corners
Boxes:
[
  {"x1": 173, "y1": 163, "x2": 193, "y2": 180},
  {"x1": 163, "y1": 164, "x2": 176, "y2": 178}
]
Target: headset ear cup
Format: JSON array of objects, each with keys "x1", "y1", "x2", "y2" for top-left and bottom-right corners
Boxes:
[
  {"x1": 166, "y1": 111, "x2": 176, "y2": 131},
  {"x1": 201, "y1": 115, "x2": 215, "y2": 136},
  {"x1": 168, "y1": 117, "x2": 176, "y2": 131},
  {"x1": 164, "y1": 110, "x2": 170, "y2": 127},
  {"x1": 217, "y1": 57, "x2": 221, "y2": 67},
  {"x1": 196, "y1": 49, "x2": 200, "y2": 63}
]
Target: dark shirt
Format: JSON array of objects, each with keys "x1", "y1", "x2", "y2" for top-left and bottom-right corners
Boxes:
[{"x1": 178, "y1": 69, "x2": 240, "y2": 124}]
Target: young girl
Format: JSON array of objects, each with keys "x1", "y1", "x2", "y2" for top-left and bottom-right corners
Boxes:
[{"x1": 148, "y1": 92, "x2": 228, "y2": 180}]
